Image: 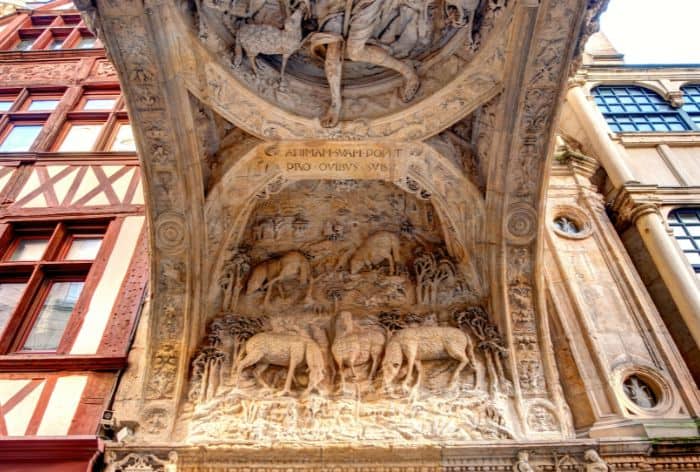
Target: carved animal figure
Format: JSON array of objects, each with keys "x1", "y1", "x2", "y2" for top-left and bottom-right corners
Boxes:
[
  {"x1": 349, "y1": 231, "x2": 401, "y2": 275},
  {"x1": 234, "y1": 8, "x2": 305, "y2": 80},
  {"x1": 235, "y1": 332, "x2": 325, "y2": 395},
  {"x1": 382, "y1": 326, "x2": 476, "y2": 393},
  {"x1": 246, "y1": 251, "x2": 312, "y2": 306},
  {"x1": 331, "y1": 311, "x2": 386, "y2": 389}
]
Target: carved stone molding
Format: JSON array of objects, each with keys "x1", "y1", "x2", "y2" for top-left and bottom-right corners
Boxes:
[{"x1": 102, "y1": 441, "x2": 700, "y2": 472}]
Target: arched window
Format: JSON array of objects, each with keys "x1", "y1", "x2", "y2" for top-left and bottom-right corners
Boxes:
[
  {"x1": 681, "y1": 85, "x2": 700, "y2": 127},
  {"x1": 593, "y1": 85, "x2": 693, "y2": 132},
  {"x1": 668, "y1": 208, "x2": 700, "y2": 275}
]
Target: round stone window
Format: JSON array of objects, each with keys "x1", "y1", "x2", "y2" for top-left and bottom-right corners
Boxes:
[
  {"x1": 623, "y1": 375, "x2": 658, "y2": 409},
  {"x1": 553, "y1": 216, "x2": 580, "y2": 235},
  {"x1": 550, "y1": 205, "x2": 593, "y2": 240}
]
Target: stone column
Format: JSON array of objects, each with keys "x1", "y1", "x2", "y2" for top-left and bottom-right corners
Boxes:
[
  {"x1": 632, "y1": 204, "x2": 700, "y2": 347},
  {"x1": 566, "y1": 84, "x2": 636, "y2": 187}
]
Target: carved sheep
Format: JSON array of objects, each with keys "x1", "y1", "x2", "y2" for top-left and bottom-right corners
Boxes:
[
  {"x1": 235, "y1": 331, "x2": 325, "y2": 396},
  {"x1": 348, "y1": 231, "x2": 401, "y2": 275},
  {"x1": 331, "y1": 311, "x2": 385, "y2": 389},
  {"x1": 382, "y1": 326, "x2": 477, "y2": 394},
  {"x1": 234, "y1": 8, "x2": 305, "y2": 80}
]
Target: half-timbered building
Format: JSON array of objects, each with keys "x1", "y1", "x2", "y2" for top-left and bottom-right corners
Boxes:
[{"x1": 0, "y1": 1, "x2": 146, "y2": 470}]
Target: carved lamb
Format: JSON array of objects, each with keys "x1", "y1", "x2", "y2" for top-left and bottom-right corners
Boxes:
[{"x1": 234, "y1": 8, "x2": 305, "y2": 80}]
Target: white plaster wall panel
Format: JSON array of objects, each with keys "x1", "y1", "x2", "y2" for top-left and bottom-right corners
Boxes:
[
  {"x1": 111, "y1": 168, "x2": 134, "y2": 202},
  {"x1": 0, "y1": 166, "x2": 15, "y2": 194},
  {"x1": 69, "y1": 167, "x2": 101, "y2": 205},
  {"x1": 14, "y1": 169, "x2": 47, "y2": 208},
  {"x1": 0, "y1": 379, "x2": 30, "y2": 404},
  {"x1": 36, "y1": 375, "x2": 87, "y2": 436},
  {"x1": 666, "y1": 146, "x2": 700, "y2": 185},
  {"x1": 70, "y1": 215, "x2": 145, "y2": 354},
  {"x1": 46, "y1": 165, "x2": 68, "y2": 178},
  {"x1": 50, "y1": 165, "x2": 74, "y2": 204},
  {"x1": 625, "y1": 147, "x2": 679, "y2": 186},
  {"x1": 0, "y1": 379, "x2": 44, "y2": 435}
]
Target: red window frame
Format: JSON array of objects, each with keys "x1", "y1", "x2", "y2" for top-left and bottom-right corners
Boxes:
[{"x1": 0, "y1": 219, "x2": 115, "y2": 355}]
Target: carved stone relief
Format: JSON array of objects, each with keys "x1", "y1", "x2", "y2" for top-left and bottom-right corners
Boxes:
[
  {"x1": 186, "y1": 0, "x2": 512, "y2": 128},
  {"x1": 184, "y1": 179, "x2": 514, "y2": 444}
]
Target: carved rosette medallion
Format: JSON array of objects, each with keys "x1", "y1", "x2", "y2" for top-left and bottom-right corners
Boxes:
[
  {"x1": 155, "y1": 211, "x2": 187, "y2": 254},
  {"x1": 505, "y1": 202, "x2": 538, "y2": 245}
]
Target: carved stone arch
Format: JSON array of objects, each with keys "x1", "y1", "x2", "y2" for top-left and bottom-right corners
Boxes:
[
  {"x1": 204, "y1": 140, "x2": 488, "y2": 315},
  {"x1": 75, "y1": 0, "x2": 608, "y2": 449}
]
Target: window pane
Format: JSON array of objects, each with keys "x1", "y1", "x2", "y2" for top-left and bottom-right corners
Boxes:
[
  {"x1": 83, "y1": 98, "x2": 116, "y2": 110},
  {"x1": 75, "y1": 37, "x2": 96, "y2": 49},
  {"x1": 22, "y1": 281, "x2": 84, "y2": 351},
  {"x1": 677, "y1": 238, "x2": 696, "y2": 251},
  {"x1": 0, "y1": 282, "x2": 27, "y2": 333},
  {"x1": 58, "y1": 124, "x2": 102, "y2": 152},
  {"x1": 49, "y1": 38, "x2": 64, "y2": 50},
  {"x1": 679, "y1": 212, "x2": 699, "y2": 223},
  {"x1": 65, "y1": 237, "x2": 102, "y2": 260},
  {"x1": 9, "y1": 238, "x2": 49, "y2": 261},
  {"x1": 0, "y1": 101, "x2": 13, "y2": 112},
  {"x1": 111, "y1": 124, "x2": 135, "y2": 151},
  {"x1": 684, "y1": 252, "x2": 700, "y2": 266},
  {"x1": 672, "y1": 225, "x2": 687, "y2": 237},
  {"x1": 15, "y1": 39, "x2": 35, "y2": 51},
  {"x1": 27, "y1": 99, "x2": 60, "y2": 111},
  {"x1": 0, "y1": 125, "x2": 42, "y2": 152}
]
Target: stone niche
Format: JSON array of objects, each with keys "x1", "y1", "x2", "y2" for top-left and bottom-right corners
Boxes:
[{"x1": 182, "y1": 141, "x2": 520, "y2": 445}]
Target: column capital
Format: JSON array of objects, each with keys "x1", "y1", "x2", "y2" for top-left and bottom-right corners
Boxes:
[{"x1": 610, "y1": 186, "x2": 662, "y2": 226}]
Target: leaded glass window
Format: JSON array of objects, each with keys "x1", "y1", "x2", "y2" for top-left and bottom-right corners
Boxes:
[
  {"x1": 668, "y1": 208, "x2": 700, "y2": 276},
  {"x1": 593, "y1": 86, "x2": 695, "y2": 132}
]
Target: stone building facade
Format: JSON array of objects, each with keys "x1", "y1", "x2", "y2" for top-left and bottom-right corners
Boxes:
[{"x1": 0, "y1": 0, "x2": 699, "y2": 471}]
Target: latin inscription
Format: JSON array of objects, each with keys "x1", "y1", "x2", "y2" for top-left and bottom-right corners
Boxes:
[{"x1": 262, "y1": 144, "x2": 399, "y2": 179}]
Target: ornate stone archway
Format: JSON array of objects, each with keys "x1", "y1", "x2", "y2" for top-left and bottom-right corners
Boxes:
[{"x1": 76, "y1": 0, "x2": 609, "y2": 463}]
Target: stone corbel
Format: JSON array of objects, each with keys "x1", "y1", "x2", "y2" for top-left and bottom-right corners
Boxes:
[
  {"x1": 660, "y1": 79, "x2": 685, "y2": 108},
  {"x1": 666, "y1": 90, "x2": 684, "y2": 108}
]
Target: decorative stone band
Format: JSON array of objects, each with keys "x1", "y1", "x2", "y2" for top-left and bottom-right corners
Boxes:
[{"x1": 102, "y1": 442, "x2": 700, "y2": 472}]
